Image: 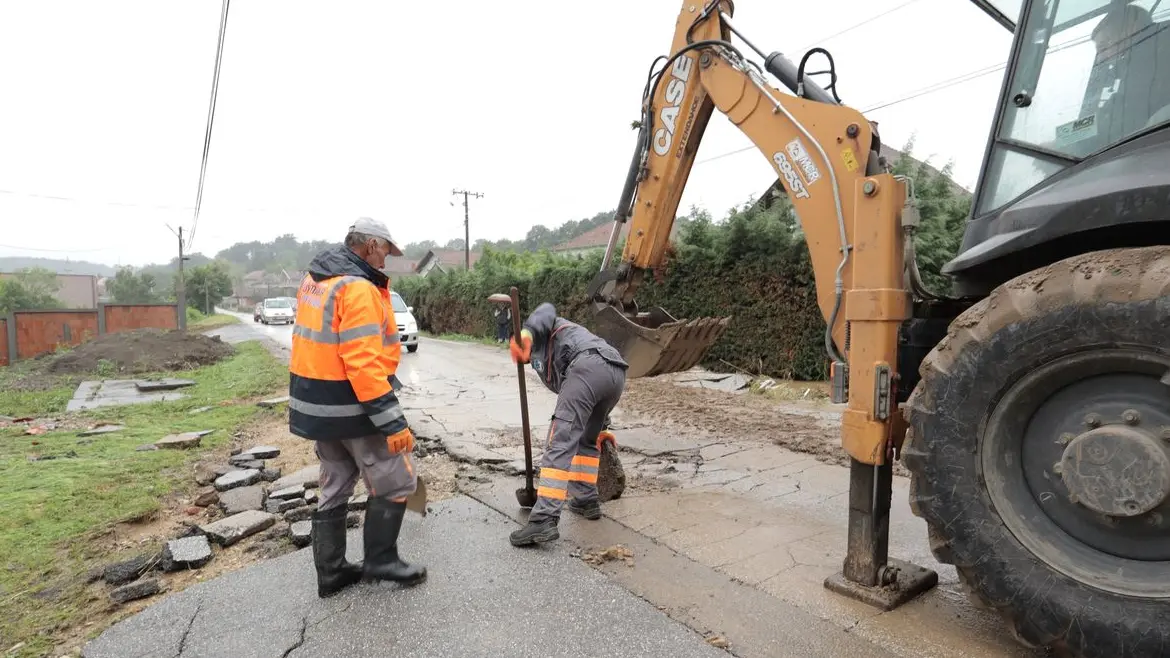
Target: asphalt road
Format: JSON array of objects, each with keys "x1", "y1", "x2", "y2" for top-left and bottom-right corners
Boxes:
[
  {"x1": 82, "y1": 498, "x2": 729, "y2": 658},
  {"x1": 189, "y1": 308, "x2": 1040, "y2": 658}
]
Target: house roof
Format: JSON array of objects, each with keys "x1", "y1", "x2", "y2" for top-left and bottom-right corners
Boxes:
[
  {"x1": 551, "y1": 223, "x2": 628, "y2": 252},
  {"x1": 382, "y1": 258, "x2": 419, "y2": 275}
]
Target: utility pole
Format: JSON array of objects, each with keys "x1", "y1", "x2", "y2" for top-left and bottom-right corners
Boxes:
[
  {"x1": 167, "y1": 224, "x2": 191, "y2": 331},
  {"x1": 451, "y1": 188, "x2": 484, "y2": 270}
]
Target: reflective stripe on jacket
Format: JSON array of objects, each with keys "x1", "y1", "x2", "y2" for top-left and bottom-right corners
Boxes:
[{"x1": 288, "y1": 246, "x2": 409, "y2": 442}]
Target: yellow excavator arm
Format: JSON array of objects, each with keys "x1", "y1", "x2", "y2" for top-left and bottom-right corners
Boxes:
[{"x1": 588, "y1": 0, "x2": 912, "y2": 466}]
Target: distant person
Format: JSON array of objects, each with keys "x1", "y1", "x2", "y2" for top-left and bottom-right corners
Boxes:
[
  {"x1": 507, "y1": 301, "x2": 628, "y2": 546},
  {"x1": 289, "y1": 216, "x2": 426, "y2": 598},
  {"x1": 494, "y1": 301, "x2": 512, "y2": 343}
]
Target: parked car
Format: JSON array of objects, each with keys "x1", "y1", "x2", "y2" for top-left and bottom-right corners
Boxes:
[
  {"x1": 391, "y1": 291, "x2": 419, "y2": 353},
  {"x1": 259, "y1": 297, "x2": 295, "y2": 325},
  {"x1": 253, "y1": 302, "x2": 263, "y2": 323}
]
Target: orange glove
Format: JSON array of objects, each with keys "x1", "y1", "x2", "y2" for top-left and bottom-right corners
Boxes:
[
  {"x1": 510, "y1": 330, "x2": 532, "y2": 364},
  {"x1": 387, "y1": 428, "x2": 414, "y2": 455}
]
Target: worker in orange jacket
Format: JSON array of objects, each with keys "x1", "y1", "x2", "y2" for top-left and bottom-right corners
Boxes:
[{"x1": 289, "y1": 217, "x2": 425, "y2": 598}]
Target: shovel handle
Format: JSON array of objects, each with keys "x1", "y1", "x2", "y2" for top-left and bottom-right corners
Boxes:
[{"x1": 510, "y1": 287, "x2": 536, "y2": 493}]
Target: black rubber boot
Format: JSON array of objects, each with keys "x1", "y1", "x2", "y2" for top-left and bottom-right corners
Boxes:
[
  {"x1": 509, "y1": 516, "x2": 560, "y2": 546},
  {"x1": 568, "y1": 498, "x2": 602, "y2": 520},
  {"x1": 311, "y1": 504, "x2": 363, "y2": 598},
  {"x1": 362, "y1": 496, "x2": 427, "y2": 586}
]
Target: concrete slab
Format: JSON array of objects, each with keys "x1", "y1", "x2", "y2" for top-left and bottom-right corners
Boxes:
[
  {"x1": 135, "y1": 378, "x2": 196, "y2": 392},
  {"x1": 66, "y1": 379, "x2": 188, "y2": 412},
  {"x1": 81, "y1": 496, "x2": 728, "y2": 658}
]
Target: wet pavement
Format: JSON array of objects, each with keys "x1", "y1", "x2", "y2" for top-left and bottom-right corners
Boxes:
[{"x1": 93, "y1": 310, "x2": 1046, "y2": 658}]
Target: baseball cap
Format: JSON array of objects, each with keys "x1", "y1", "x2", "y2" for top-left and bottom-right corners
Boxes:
[{"x1": 349, "y1": 216, "x2": 403, "y2": 256}]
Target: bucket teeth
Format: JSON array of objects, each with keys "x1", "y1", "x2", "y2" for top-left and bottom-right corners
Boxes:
[{"x1": 593, "y1": 305, "x2": 731, "y2": 378}]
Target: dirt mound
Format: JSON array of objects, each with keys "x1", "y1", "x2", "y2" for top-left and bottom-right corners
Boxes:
[{"x1": 47, "y1": 329, "x2": 235, "y2": 375}]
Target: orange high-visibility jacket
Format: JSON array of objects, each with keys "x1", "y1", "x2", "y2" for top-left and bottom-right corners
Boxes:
[{"x1": 288, "y1": 246, "x2": 409, "y2": 442}]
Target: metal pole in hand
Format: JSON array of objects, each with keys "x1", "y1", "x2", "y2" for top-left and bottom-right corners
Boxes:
[{"x1": 510, "y1": 286, "x2": 537, "y2": 507}]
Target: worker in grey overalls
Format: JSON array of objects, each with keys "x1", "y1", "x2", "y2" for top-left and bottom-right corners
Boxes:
[{"x1": 508, "y1": 301, "x2": 628, "y2": 546}]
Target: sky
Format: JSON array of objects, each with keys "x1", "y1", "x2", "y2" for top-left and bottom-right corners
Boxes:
[{"x1": 0, "y1": 0, "x2": 1018, "y2": 268}]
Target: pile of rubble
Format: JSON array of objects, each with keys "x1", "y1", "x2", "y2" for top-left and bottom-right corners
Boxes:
[{"x1": 97, "y1": 444, "x2": 368, "y2": 606}]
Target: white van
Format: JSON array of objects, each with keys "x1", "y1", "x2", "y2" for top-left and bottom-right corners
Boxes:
[{"x1": 391, "y1": 291, "x2": 419, "y2": 353}]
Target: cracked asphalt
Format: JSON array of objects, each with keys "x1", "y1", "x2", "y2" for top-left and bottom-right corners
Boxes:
[{"x1": 81, "y1": 311, "x2": 1052, "y2": 658}]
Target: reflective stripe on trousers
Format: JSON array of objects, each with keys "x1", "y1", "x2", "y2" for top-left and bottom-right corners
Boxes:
[{"x1": 529, "y1": 352, "x2": 625, "y2": 523}]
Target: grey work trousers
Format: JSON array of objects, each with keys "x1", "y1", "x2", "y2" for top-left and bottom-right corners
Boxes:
[
  {"x1": 530, "y1": 351, "x2": 626, "y2": 523},
  {"x1": 315, "y1": 435, "x2": 417, "y2": 512}
]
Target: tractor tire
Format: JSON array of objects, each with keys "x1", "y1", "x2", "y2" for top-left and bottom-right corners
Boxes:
[{"x1": 903, "y1": 246, "x2": 1170, "y2": 658}]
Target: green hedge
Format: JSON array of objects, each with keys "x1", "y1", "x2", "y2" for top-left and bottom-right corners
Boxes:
[{"x1": 395, "y1": 145, "x2": 968, "y2": 382}]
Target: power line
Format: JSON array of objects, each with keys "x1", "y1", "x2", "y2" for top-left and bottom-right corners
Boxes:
[
  {"x1": 188, "y1": 0, "x2": 232, "y2": 253},
  {"x1": 792, "y1": 0, "x2": 925, "y2": 54},
  {"x1": 0, "y1": 242, "x2": 117, "y2": 254},
  {"x1": 697, "y1": 33, "x2": 1093, "y2": 165},
  {"x1": 0, "y1": 188, "x2": 194, "y2": 211}
]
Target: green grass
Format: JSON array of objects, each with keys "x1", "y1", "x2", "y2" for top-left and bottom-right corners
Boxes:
[
  {"x1": 0, "y1": 341, "x2": 286, "y2": 656},
  {"x1": 189, "y1": 313, "x2": 241, "y2": 331},
  {"x1": 420, "y1": 330, "x2": 507, "y2": 349}
]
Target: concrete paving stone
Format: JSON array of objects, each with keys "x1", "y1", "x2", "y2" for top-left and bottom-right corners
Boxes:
[
  {"x1": 135, "y1": 378, "x2": 196, "y2": 392},
  {"x1": 269, "y1": 465, "x2": 319, "y2": 491},
  {"x1": 80, "y1": 497, "x2": 728, "y2": 658},
  {"x1": 201, "y1": 510, "x2": 278, "y2": 547},
  {"x1": 269, "y1": 484, "x2": 306, "y2": 500},
  {"x1": 67, "y1": 379, "x2": 188, "y2": 412},
  {"x1": 243, "y1": 445, "x2": 281, "y2": 459},
  {"x1": 218, "y1": 485, "x2": 265, "y2": 515},
  {"x1": 213, "y1": 469, "x2": 261, "y2": 492},
  {"x1": 161, "y1": 535, "x2": 212, "y2": 571}
]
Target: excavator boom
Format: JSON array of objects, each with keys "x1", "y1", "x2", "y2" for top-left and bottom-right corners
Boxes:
[{"x1": 588, "y1": 0, "x2": 900, "y2": 397}]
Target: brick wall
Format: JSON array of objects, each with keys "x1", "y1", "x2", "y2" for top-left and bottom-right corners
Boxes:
[
  {"x1": 2, "y1": 303, "x2": 179, "y2": 365},
  {"x1": 0, "y1": 318, "x2": 7, "y2": 366},
  {"x1": 13, "y1": 311, "x2": 99, "y2": 360},
  {"x1": 104, "y1": 304, "x2": 178, "y2": 334}
]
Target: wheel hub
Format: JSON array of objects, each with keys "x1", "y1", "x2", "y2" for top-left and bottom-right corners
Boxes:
[{"x1": 1059, "y1": 425, "x2": 1170, "y2": 517}]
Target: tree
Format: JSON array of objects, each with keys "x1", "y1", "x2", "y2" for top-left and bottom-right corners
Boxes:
[
  {"x1": 183, "y1": 261, "x2": 234, "y2": 314},
  {"x1": 107, "y1": 267, "x2": 161, "y2": 304},
  {"x1": 0, "y1": 267, "x2": 60, "y2": 314}
]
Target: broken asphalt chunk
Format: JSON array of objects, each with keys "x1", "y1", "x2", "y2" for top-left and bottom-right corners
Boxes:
[
  {"x1": 243, "y1": 445, "x2": 280, "y2": 459},
  {"x1": 110, "y1": 579, "x2": 162, "y2": 604},
  {"x1": 269, "y1": 483, "x2": 306, "y2": 500},
  {"x1": 218, "y1": 485, "x2": 265, "y2": 515},
  {"x1": 257, "y1": 396, "x2": 290, "y2": 408},
  {"x1": 289, "y1": 521, "x2": 312, "y2": 548},
  {"x1": 102, "y1": 554, "x2": 159, "y2": 586},
  {"x1": 260, "y1": 467, "x2": 281, "y2": 482},
  {"x1": 283, "y1": 506, "x2": 314, "y2": 523},
  {"x1": 201, "y1": 510, "x2": 277, "y2": 547},
  {"x1": 155, "y1": 431, "x2": 212, "y2": 450},
  {"x1": 347, "y1": 493, "x2": 368, "y2": 510},
  {"x1": 269, "y1": 465, "x2": 319, "y2": 491},
  {"x1": 77, "y1": 424, "x2": 125, "y2": 437},
  {"x1": 266, "y1": 497, "x2": 306, "y2": 514},
  {"x1": 193, "y1": 487, "x2": 219, "y2": 507},
  {"x1": 213, "y1": 468, "x2": 262, "y2": 492},
  {"x1": 160, "y1": 535, "x2": 212, "y2": 571}
]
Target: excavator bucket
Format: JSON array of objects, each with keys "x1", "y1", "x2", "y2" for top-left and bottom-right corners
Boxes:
[{"x1": 593, "y1": 304, "x2": 730, "y2": 379}]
